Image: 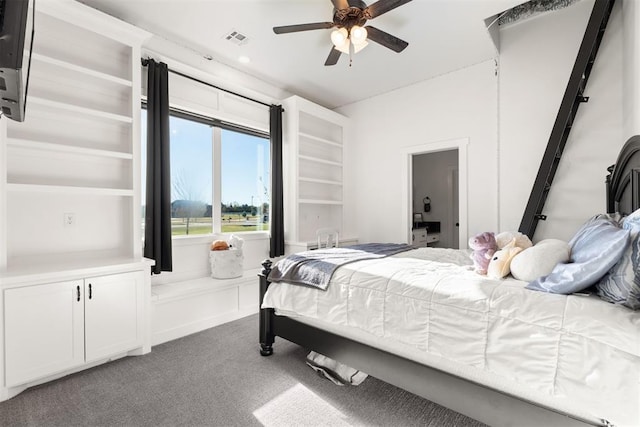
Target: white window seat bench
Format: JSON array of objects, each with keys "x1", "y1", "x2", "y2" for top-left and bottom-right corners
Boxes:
[{"x1": 150, "y1": 268, "x2": 261, "y2": 345}]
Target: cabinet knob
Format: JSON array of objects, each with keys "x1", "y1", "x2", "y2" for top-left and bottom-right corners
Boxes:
[
  {"x1": 76, "y1": 285, "x2": 80, "y2": 302},
  {"x1": 88, "y1": 284, "x2": 92, "y2": 300}
]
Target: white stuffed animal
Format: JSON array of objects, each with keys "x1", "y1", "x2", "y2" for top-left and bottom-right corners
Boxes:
[
  {"x1": 495, "y1": 231, "x2": 533, "y2": 250},
  {"x1": 228, "y1": 234, "x2": 244, "y2": 250},
  {"x1": 487, "y1": 238, "x2": 524, "y2": 279}
]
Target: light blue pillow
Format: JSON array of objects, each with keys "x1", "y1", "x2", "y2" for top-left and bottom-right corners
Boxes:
[
  {"x1": 526, "y1": 215, "x2": 630, "y2": 294},
  {"x1": 596, "y1": 209, "x2": 640, "y2": 309}
]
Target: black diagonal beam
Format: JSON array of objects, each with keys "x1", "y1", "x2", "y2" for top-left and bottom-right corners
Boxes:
[{"x1": 519, "y1": 0, "x2": 615, "y2": 239}]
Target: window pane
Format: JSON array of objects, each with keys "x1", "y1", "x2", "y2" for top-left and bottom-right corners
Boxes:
[
  {"x1": 220, "y1": 129, "x2": 270, "y2": 233},
  {"x1": 170, "y1": 115, "x2": 213, "y2": 236}
]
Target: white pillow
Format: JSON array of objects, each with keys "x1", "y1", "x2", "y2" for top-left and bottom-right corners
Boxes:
[{"x1": 510, "y1": 239, "x2": 570, "y2": 282}]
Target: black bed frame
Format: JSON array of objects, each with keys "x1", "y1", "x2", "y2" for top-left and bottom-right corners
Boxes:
[{"x1": 258, "y1": 136, "x2": 640, "y2": 426}]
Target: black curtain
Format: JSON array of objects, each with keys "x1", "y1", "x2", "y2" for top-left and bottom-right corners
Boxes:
[
  {"x1": 144, "y1": 59, "x2": 172, "y2": 274},
  {"x1": 270, "y1": 105, "x2": 285, "y2": 258}
]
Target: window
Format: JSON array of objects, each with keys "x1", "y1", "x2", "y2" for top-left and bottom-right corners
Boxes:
[
  {"x1": 142, "y1": 109, "x2": 270, "y2": 236},
  {"x1": 220, "y1": 129, "x2": 270, "y2": 233}
]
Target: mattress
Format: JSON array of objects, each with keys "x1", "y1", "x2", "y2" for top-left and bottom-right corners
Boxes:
[{"x1": 262, "y1": 247, "x2": 640, "y2": 426}]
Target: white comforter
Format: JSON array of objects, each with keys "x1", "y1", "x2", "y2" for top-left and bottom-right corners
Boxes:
[{"x1": 262, "y1": 247, "x2": 640, "y2": 426}]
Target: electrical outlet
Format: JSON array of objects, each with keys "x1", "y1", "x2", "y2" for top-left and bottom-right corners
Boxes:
[{"x1": 63, "y1": 212, "x2": 75, "y2": 227}]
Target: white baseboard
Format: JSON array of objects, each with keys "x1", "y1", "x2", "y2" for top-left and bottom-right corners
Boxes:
[
  {"x1": 0, "y1": 350, "x2": 136, "y2": 402},
  {"x1": 151, "y1": 271, "x2": 260, "y2": 346}
]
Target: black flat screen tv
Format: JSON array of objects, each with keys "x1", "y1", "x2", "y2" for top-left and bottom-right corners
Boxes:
[{"x1": 0, "y1": 0, "x2": 34, "y2": 122}]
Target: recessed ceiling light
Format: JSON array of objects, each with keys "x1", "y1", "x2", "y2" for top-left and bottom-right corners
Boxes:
[{"x1": 238, "y1": 56, "x2": 250, "y2": 64}]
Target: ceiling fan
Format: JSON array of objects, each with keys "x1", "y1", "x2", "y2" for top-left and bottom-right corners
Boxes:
[{"x1": 273, "y1": 0, "x2": 413, "y2": 66}]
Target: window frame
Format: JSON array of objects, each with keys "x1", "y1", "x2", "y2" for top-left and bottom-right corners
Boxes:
[{"x1": 141, "y1": 102, "x2": 271, "y2": 239}]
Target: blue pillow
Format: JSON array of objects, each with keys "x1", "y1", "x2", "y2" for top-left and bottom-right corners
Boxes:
[
  {"x1": 526, "y1": 215, "x2": 630, "y2": 294},
  {"x1": 596, "y1": 209, "x2": 640, "y2": 309}
]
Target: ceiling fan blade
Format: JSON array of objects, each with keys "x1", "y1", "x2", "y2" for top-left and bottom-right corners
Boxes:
[
  {"x1": 331, "y1": 0, "x2": 350, "y2": 10},
  {"x1": 364, "y1": 0, "x2": 413, "y2": 19},
  {"x1": 366, "y1": 26, "x2": 409, "y2": 53},
  {"x1": 324, "y1": 47, "x2": 342, "y2": 66},
  {"x1": 273, "y1": 22, "x2": 335, "y2": 34}
]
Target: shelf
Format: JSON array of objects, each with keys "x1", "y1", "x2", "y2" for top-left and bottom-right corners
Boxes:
[
  {"x1": 299, "y1": 132, "x2": 343, "y2": 148},
  {"x1": 283, "y1": 95, "x2": 348, "y2": 250},
  {"x1": 7, "y1": 139, "x2": 133, "y2": 160},
  {"x1": 7, "y1": 183, "x2": 134, "y2": 196},
  {"x1": 1, "y1": 253, "x2": 153, "y2": 287},
  {"x1": 298, "y1": 155, "x2": 342, "y2": 167},
  {"x1": 298, "y1": 108, "x2": 344, "y2": 143},
  {"x1": 28, "y1": 97, "x2": 133, "y2": 123},
  {"x1": 29, "y1": 52, "x2": 133, "y2": 87},
  {"x1": 298, "y1": 177, "x2": 343, "y2": 186},
  {"x1": 299, "y1": 199, "x2": 343, "y2": 205}
]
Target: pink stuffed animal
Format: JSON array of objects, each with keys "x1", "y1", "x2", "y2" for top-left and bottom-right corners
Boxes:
[{"x1": 469, "y1": 232, "x2": 498, "y2": 275}]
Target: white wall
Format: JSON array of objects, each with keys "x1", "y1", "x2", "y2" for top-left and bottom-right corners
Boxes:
[
  {"x1": 623, "y1": 0, "x2": 640, "y2": 137},
  {"x1": 337, "y1": 60, "x2": 499, "y2": 245},
  {"x1": 499, "y1": 0, "x2": 623, "y2": 242},
  {"x1": 338, "y1": 0, "x2": 624, "y2": 246},
  {"x1": 143, "y1": 35, "x2": 290, "y2": 109}
]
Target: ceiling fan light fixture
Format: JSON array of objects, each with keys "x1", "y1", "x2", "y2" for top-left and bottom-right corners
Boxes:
[
  {"x1": 330, "y1": 27, "x2": 349, "y2": 47},
  {"x1": 352, "y1": 40, "x2": 368, "y2": 53},
  {"x1": 335, "y1": 38, "x2": 351, "y2": 54},
  {"x1": 350, "y1": 25, "x2": 368, "y2": 45}
]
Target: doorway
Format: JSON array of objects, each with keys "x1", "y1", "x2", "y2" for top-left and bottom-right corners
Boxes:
[
  {"x1": 412, "y1": 150, "x2": 459, "y2": 248},
  {"x1": 401, "y1": 138, "x2": 468, "y2": 249}
]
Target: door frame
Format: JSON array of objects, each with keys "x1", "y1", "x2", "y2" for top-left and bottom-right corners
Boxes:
[
  {"x1": 447, "y1": 166, "x2": 459, "y2": 249},
  {"x1": 401, "y1": 137, "x2": 468, "y2": 249}
]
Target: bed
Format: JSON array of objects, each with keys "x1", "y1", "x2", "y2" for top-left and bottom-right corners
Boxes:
[{"x1": 258, "y1": 136, "x2": 640, "y2": 427}]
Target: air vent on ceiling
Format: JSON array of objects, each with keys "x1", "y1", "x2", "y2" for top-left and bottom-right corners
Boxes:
[{"x1": 223, "y1": 30, "x2": 249, "y2": 45}]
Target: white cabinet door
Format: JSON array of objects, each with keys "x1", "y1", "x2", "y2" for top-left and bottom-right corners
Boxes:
[
  {"x1": 84, "y1": 271, "x2": 142, "y2": 362},
  {"x1": 4, "y1": 280, "x2": 84, "y2": 387}
]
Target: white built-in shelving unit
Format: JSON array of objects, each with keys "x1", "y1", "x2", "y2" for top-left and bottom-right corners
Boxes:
[
  {"x1": 1, "y1": 2, "x2": 148, "y2": 265},
  {"x1": 282, "y1": 96, "x2": 354, "y2": 253},
  {"x1": 0, "y1": 0, "x2": 151, "y2": 402}
]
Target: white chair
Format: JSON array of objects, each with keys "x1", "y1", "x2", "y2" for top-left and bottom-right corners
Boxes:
[{"x1": 316, "y1": 228, "x2": 339, "y2": 249}]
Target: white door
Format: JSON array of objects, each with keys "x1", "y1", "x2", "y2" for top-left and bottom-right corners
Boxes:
[
  {"x1": 4, "y1": 280, "x2": 85, "y2": 387},
  {"x1": 84, "y1": 271, "x2": 142, "y2": 362}
]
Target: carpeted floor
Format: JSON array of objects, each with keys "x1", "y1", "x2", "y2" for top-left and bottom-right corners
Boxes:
[{"x1": 0, "y1": 314, "x2": 486, "y2": 427}]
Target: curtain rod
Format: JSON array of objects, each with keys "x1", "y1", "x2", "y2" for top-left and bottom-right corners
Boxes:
[{"x1": 141, "y1": 58, "x2": 274, "y2": 109}]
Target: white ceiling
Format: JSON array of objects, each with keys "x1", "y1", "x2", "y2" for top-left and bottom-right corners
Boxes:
[{"x1": 76, "y1": 0, "x2": 527, "y2": 109}]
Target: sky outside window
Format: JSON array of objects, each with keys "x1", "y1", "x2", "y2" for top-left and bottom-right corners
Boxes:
[{"x1": 221, "y1": 129, "x2": 270, "y2": 208}]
